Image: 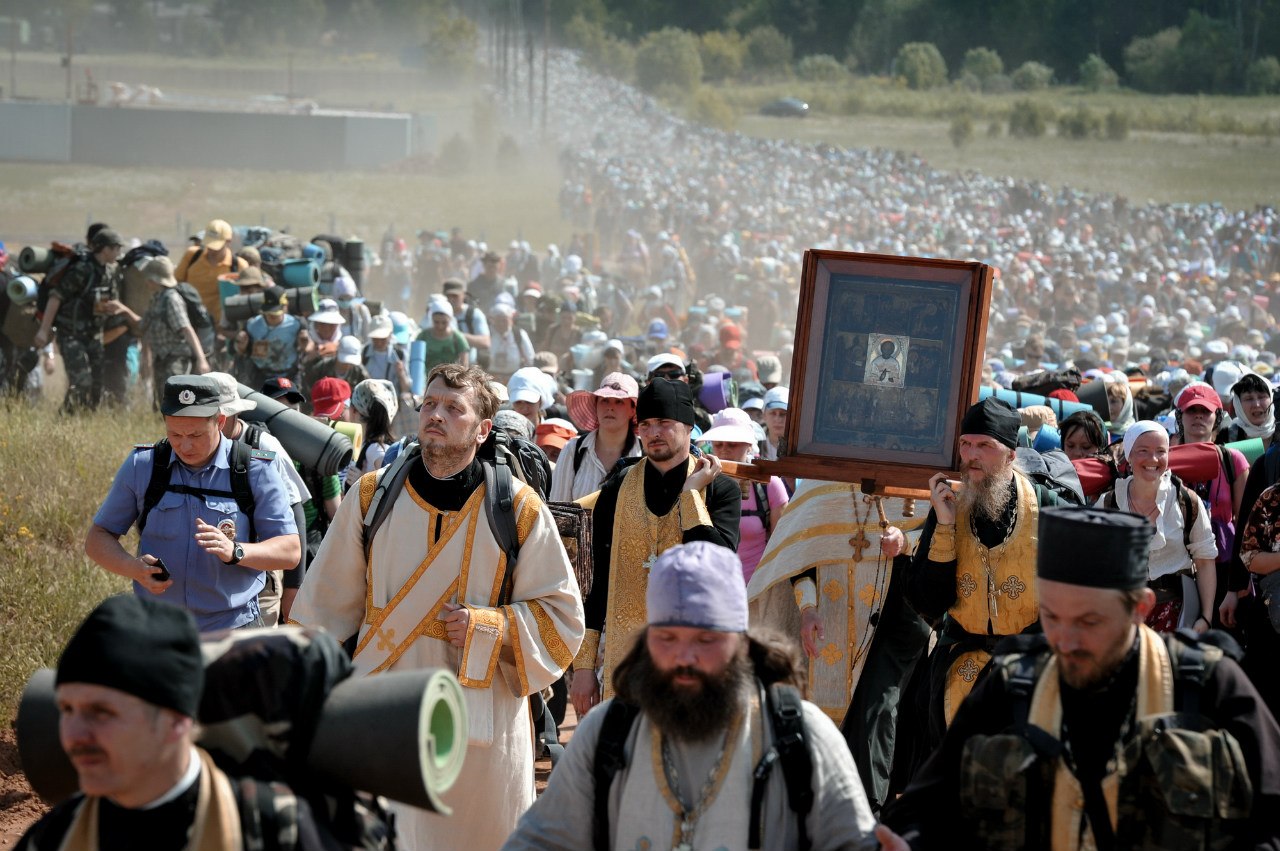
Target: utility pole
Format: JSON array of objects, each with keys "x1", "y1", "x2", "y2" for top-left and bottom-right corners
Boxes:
[
  {"x1": 541, "y1": 0, "x2": 549, "y2": 139},
  {"x1": 64, "y1": 15, "x2": 72, "y2": 102}
]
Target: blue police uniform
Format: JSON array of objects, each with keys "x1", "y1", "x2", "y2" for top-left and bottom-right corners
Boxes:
[{"x1": 94, "y1": 435, "x2": 297, "y2": 630}]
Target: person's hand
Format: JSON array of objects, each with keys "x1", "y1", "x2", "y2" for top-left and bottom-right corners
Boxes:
[
  {"x1": 570, "y1": 667, "x2": 601, "y2": 717},
  {"x1": 442, "y1": 602, "x2": 470, "y2": 647},
  {"x1": 927, "y1": 472, "x2": 957, "y2": 526},
  {"x1": 194, "y1": 517, "x2": 236, "y2": 563},
  {"x1": 683, "y1": 453, "x2": 722, "y2": 492},
  {"x1": 42, "y1": 350, "x2": 56, "y2": 375},
  {"x1": 1219, "y1": 591, "x2": 1238, "y2": 629},
  {"x1": 800, "y1": 607, "x2": 824, "y2": 658},
  {"x1": 194, "y1": 355, "x2": 211, "y2": 375},
  {"x1": 33, "y1": 329, "x2": 50, "y2": 349},
  {"x1": 874, "y1": 824, "x2": 912, "y2": 850},
  {"x1": 136, "y1": 554, "x2": 173, "y2": 595},
  {"x1": 1193, "y1": 615, "x2": 1210, "y2": 635},
  {"x1": 100, "y1": 299, "x2": 126, "y2": 316},
  {"x1": 881, "y1": 526, "x2": 905, "y2": 558}
]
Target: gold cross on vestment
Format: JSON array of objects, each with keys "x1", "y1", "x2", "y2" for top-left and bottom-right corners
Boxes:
[{"x1": 376, "y1": 627, "x2": 396, "y2": 652}]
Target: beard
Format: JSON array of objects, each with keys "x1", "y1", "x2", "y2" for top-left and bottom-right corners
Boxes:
[
  {"x1": 624, "y1": 647, "x2": 753, "y2": 743},
  {"x1": 420, "y1": 422, "x2": 480, "y2": 472},
  {"x1": 958, "y1": 454, "x2": 1016, "y2": 521}
]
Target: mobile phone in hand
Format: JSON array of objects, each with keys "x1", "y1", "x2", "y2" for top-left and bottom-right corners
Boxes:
[{"x1": 151, "y1": 558, "x2": 171, "y2": 583}]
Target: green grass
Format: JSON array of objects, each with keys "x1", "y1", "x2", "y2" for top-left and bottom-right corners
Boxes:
[{"x1": 0, "y1": 398, "x2": 140, "y2": 722}]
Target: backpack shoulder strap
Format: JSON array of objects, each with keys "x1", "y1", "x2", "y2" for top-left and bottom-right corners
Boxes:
[
  {"x1": 139, "y1": 439, "x2": 173, "y2": 534},
  {"x1": 750, "y1": 684, "x2": 813, "y2": 851},
  {"x1": 1170, "y1": 475, "x2": 1200, "y2": 549},
  {"x1": 229, "y1": 438, "x2": 258, "y2": 542},
  {"x1": 573, "y1": 435, "x2": 591, "y2": 476},
  {"x1": 485, "y1": 453, "x2": 521, "y2": 606},
  {"x1": 242, "y1": 422, "x2": 264, "y2": 449},
  {"x1": 361, "y1": 442, "x2": 419, "y2": 562},
  {"x1": 592, "y1": 700, "x2": 641, "y2": 851},
  {"x1": 1217, "y1": 445, "x2": 1237, "y2": 489}
]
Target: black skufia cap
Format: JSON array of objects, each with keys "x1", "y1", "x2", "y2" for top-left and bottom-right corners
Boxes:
[
  {"x1": 637, "y1": 377, "x2": 696, "y2": 426},
  {"x1": 57, "y1": 595, "x2": 204, "y2": 717},
  {"x1": 960, "y1": 396, "x2": 1021, "y2": 449},
  {"x1": 1037, "y1": 506, "x2": 1153, "y2": 590}
]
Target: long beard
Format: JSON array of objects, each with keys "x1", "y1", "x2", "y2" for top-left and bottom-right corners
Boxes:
[
  {"x1": 958, "y1": 457, "x2": 1016, "y2": 521},
  {"x1": 627, "y1": 649, "x2": 752, "y2": 743}
]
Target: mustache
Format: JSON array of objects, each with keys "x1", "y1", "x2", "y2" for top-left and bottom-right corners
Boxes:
[
  {"x1": 664, "y1": 666, "x2": 710, "y2": 685},
  {"x1": 67, "y1": 746, "x2": 106, "y2": 759}
]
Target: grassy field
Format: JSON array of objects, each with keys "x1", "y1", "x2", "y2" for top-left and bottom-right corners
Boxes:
[{"x1": 0, "y1": 397, "x2": 138, "y2": 722}]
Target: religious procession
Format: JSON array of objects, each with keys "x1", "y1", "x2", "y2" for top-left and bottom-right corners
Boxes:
[{"x1": 5, "y1": 30, "x2": 1280, "y2": 851}]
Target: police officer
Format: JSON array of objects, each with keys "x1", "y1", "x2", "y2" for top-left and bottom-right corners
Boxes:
[
  {"x1": 884, "y1": 506, "x2": 1280, "y2": 850},
  {"x1": 85, "y1": 375, "x2": 301, "y2": 630},
  {"x1": 33, "y1": 227, "x2": 125, "y2": 413}
]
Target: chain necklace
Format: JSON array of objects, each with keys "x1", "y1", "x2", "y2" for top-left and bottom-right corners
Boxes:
[{"x1": 652, "y1": 706, "x2": 744, "y2": 851}]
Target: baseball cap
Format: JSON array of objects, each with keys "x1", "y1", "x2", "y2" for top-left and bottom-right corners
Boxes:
[
  {"x1": 310, "y1": 298, "x2": 344, "y2": 325},
  {"x1": 202, "y1": 219, "x2": 233, "y2": 250},
  {"x1": 90, "y1": 228, "x2": 125, "y2": 250},
  {"x1": 507, "y1": 367, "x2": 554, "y2": 408},
  {"x1": 1175, "y1": 382, "x2": 1222, "y2": 412},
  {"x1": 647, "y1": 319, "x2": 669, "y2": 340},
  {"x1": 311, "y1": 377, "x2": 350, "y2": 419},
  {"x1": 142, "y1": 256, "x2": 177, "y2": 288},
  {"x1": 763, "y1": 386, "x2": 789, "y2": 411},
  {"x1": 646, "y1": 353, "x2": 685, "y2": 376},
  {"x1": 206, "y1": 371, "x2": 257, "y2": 416},
  {"x1": 161, "y1": 375, "x2": 224, "y2": 417},
  {"x1": 718, "y1": 323, "x2": 742, "y2": 349},
  {"x1": 367, "y1": 315, "x2": 394, "y2": 340},
  {"x1": 261, "y1": 376, "x2": 305, "y2": 405},
  {"x1": 337, "y1": 335, "x2": 363, "y2": 366},
  {"x1": 535, "y1": 419, "x2": 578, "y2": 453},
  {"x1": 442, "y1": 278, "x2": 466, "y2": 294},
  {"x1": 261, "y1": 286, "x2": 288, "y2": 314},
  {"x1": 755, "y1": 355, "x2": 782, "y2": 385}
]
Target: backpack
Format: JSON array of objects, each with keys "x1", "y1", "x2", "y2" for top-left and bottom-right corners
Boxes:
[
  {"x1": 1015, "y1": 448, "x2": 1085, "y2": 505},
  {"x1": 741, "y1": 480, "x2": 773, "y2": 533},
  {"x1": 137, "y1": 437, "x2": 268, "y2": 542},
  {"x1": 592, "y1": 683, "x2": 814, "y2": 851},
  {"x1": 174, "y1": 281, "x2": 217, "y2": 355},
  {"x1": 35, "y1": 243, "x2": 90, "y2": 320}
]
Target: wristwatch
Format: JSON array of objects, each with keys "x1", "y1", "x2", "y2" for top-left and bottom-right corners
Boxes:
[{"x1": 227, "y1": 543, "x2": 244, "y2": 565}]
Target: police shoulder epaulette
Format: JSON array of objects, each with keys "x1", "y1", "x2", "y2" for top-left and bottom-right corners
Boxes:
[
  {"x1": 134, "y1": 442, "x2": 154, "y2": 451},
  {"x1": 250, "y1": 448, "x2": 277, "y2": 461}
]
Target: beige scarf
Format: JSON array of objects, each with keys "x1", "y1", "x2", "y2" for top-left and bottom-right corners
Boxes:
[{"x1": 55, "y1": 747, "x2": 242, "y2": 851}]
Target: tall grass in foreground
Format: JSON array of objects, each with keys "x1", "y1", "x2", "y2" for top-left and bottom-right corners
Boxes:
[{"x1": 0, "y1": 398, "x2": 156, "y2": 721}]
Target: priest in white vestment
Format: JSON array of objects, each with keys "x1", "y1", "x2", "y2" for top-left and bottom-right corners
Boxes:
[{"x1": 291, "y1": 364, "x2": 584, "y2": 850}]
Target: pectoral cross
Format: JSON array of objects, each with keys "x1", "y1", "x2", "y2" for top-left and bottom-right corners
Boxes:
[{"x1": 849, "y1": 529, "x2": 871, "y2": 562}]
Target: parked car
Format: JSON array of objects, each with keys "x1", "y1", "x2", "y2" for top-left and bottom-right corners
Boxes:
[{"x1": 759, "y1": 97, "x2": 810, "y2": 117}]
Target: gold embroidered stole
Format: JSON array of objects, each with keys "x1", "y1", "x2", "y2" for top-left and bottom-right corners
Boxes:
[
  {"x1": 1028, "y1": 626, "x2": 1174, "y2": 851},
  {"x1": 56, "y1": 748, "x2": 241, "y2": 851},
  {"x1": 944, "y1": 472, "x2": 1041, "y2": 724},
  {"x1": 601, "y1": 458, "x2": 703, "y2": 697}
]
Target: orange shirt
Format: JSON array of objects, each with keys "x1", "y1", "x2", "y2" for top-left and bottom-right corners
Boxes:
[{"x1": 174, "y1": 246, "x2": 244, "y2": 321}]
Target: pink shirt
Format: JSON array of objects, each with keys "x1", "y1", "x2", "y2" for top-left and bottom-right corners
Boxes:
[{"x1": 738, "y1": 477, "x2": 790, "y2": 583}]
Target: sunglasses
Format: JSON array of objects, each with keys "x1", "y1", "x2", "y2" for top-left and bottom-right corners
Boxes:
[{"x1": 650, "y1": 369, "x2": 685, "y2": 380}]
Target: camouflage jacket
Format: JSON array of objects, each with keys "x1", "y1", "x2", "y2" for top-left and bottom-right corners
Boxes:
[{"x1": 52, "y1": 257, "x2": 121, "y2": 338}]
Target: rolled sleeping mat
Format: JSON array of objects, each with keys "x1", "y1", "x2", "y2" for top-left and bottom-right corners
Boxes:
[
  {"x1": 410, "y1": 340, "x2": 427, "y2": 396},
  {"x1": 224, "y1": 287, "x2": 317, "y2": 323},
  {"x1": 18, "y1": 246, "x2": 53, "y2": 274},
  {"x1": 1225, "y1": 437, "x2": 1265, "y2": 465},
  {"x1": 237, "y1": 382, "x2": 353, "y2": 476},
  {"x1": 1073, "y1": 439, "x2": 1226, "y2": 499},
  {"x1": 6, "y1": 274, "x2": 39, "y2": 305},
  {"x1": 344, "y1": 239, "x2": 365, "y2": 289},
  {"x1": 1074, "y1": 379, "x2": 1112, "y2": 421},
  {"x1": 698, "y1": 370, "x2": 735, "y2": 414},
  {"x1": 217, "y1": 274, "x2": 241, "y2": 313},
  {"x1": 307, "y1": 667, "x2": 467, "y2": 814},
  {"x1": 978, "y1": 385, "x2": 1091, "y2": 421},
  {"x1": 333, "y1": 420, "x2": 364, "y2": 461},
  {"x1": 1032, "y1": 423, "x2": 1061, "y2": 452},
  {"x1": 280, "y1": 258, "x2": 320, "y2": 288},
  {"x1": 16, "y1": 665, "x2": 468, "y2": 812}
]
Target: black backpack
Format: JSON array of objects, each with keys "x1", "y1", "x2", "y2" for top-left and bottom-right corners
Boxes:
[
  {"x1": 1015, "y1": 447, "x2": 1085, "y2": 505},
  {"x1": 174, "y1": 281, "x2": 217, "y2": 355},
  {"x1": 592, "y1": 683, "x2": 814, "y2": 851},
  {"x1": 137, "y1": 437, "x2": 265, "y2": 542}
]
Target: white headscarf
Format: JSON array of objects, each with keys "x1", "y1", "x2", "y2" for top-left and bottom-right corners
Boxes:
[
  {"x1": 1122, "y1": 420, "x2": 1167, "y2": 460},
  {"x1": 1229, "y1": 372, "x2": 1276, "y2": 440}
]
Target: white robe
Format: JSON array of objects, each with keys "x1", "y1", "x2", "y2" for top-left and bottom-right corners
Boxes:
[{"x1": 291, "y1": 467, "x2": 584, "y2": 850}]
